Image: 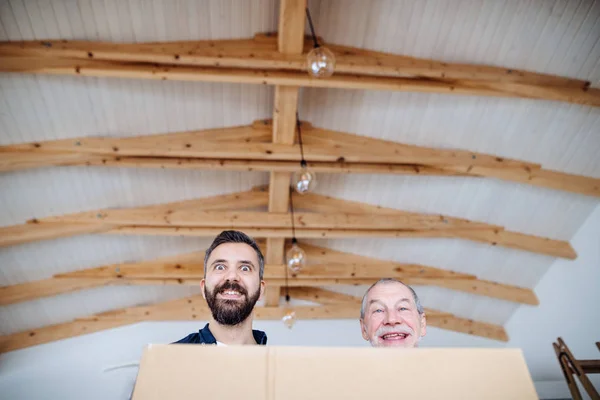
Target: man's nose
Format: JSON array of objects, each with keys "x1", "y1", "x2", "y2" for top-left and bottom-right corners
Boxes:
[
  {"x1": 224, "y1": 267, "x2": 240, "y2": 281},
  {"x1": 384, "y1": 310, "x2": 402, "y2": 325}
]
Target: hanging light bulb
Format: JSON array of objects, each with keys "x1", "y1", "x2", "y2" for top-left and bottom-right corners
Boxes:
[
  {"x1": 282, "y1": 194, "x2": 303, "y2": 329},
  {"x1": 286, "y1": 238, "x2": 306, "y2": 273},
  {"x1": 292, "y1": 160, "x2": 317, "y2": 194},
  {"x1": 305, "y1": 7, "x2": 335, "y2": 78},
  {"x1": 282, "y1": 309, "x2": 297, "y2": 329},
  {"x1": 282, "y1": 295, "x2": 296, "y2": 329},
  {"x1": 292, "y1": 117, "x2": 316, "y2": 194},
  {"x1": 307, "y1": 46, "x2": 336, "y2": 78},
  {"x1": 286, "y1": 187, "x2": 307, "y2": 274}
]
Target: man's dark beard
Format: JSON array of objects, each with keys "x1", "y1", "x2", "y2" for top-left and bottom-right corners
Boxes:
[{"x1": 205, "y1": 281, "x2": 261, "y2": 326}]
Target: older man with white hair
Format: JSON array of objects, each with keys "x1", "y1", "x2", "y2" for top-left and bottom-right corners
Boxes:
[{"x1": 360, "y1": 278, "x2": 427, "y2": 348}]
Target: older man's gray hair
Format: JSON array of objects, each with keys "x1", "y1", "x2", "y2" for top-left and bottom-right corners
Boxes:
[{"x1": 360, "y1": 278, "x2": 424, "y2": 319}]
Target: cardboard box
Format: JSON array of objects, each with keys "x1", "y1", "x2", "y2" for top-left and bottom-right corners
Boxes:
[{"x1": 132, "y1": 345, "x2": 538, "y2": 399}]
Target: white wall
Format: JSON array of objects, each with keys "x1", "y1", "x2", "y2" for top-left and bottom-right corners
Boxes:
[
  {"x1": 504, "y1": 203, "x2": 600, "y2": 399},
  {"x1": 1, "y1": 204, "x2": 598, "y2": 400}
]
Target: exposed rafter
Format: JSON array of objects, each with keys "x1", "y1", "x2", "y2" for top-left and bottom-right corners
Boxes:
[
  {"x1": 0, "y1": 188, "x2": 575, "y2": 259},
  {"x1": 0, "y1": 34, "x2": 588, "y2": 87},
  {"x1": 0, "y1": 287, "x2": 508, "y2": 353},
  {"x1": 299, "y1": 244, "x2": 538, "y2": 305},
  {"x1": 0, "y1": 241, "x2": 537, "y2": 306},
  {"x1": 1, "y1": 121, "x2": 598, "y2": 198},
  {"x1": 291, "y1": 192, "x2": 577, "y2": 259},
  {"x1": 0, "y1": 277, "x2": 115, "y2": 305},
  {"x1": 0, "y1": 187, "x2": 268, "y2": 247},
  {"x1": 289, "y1": 288, "x2": 508, "y2": 341},
  {"x1": 0, "y1": 34, "x2": 597, "y2": 106},
  {"x1": 105, "y1": 225, "x2": 574, "y2": 260}
]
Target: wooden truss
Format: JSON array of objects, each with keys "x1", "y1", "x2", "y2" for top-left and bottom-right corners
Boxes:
[
  {"x1": 1, "y1": 121, "x2": 599, "y2": 198},
  {"x1": 0, "y1": 185, "x2": 567, "y2": 350},
  {"x1": 1, "y1": 239, "x2": 539, "y2": 307},
  {"x1": 1, "y1": 36, "x2": 599, "y2": 106},
  {"x1": 0, "y1": 187, "x2": 576, "y2": 259},
  {"x1": 0, "y1": 288, "x2": 508, "y2": 353}
]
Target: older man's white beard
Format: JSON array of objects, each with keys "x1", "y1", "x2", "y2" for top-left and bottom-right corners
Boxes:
[{"x1": 370, "y1": 325, "x2": 417, "y2": 347}]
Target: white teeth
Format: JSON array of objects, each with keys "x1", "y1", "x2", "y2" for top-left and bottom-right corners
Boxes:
[
  {"x1": 382, "y1": 333, "x2": 408, "y2": 340},
  {"x1": 223, "y1": 291, "x2": 240, "y2": 295}
]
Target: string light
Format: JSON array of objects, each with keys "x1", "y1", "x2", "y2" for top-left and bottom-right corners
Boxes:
[
  {"x1": 285, "y1": 189, "x2": 307, "y2": 272},
  {"x1": 306, "y1": 7, "x2": 335, "y2": 78},
  {"x1": 291, "y1": 113, "x2": 316, "y2": 194},
  {"x1": 282, "y1": 295, "x2": 297, "y2": 329},
  {"x1": 281, "y1": 189, "x2": 307, "y2": 329}
]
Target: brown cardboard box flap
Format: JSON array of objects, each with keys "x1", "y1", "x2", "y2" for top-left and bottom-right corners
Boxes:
[{"x1": 132, "y1": 345, "x2": 538, "y2": 399}]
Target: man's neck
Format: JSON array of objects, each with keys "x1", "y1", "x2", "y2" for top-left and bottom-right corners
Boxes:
[{"x1": 209, "y1": 316, "x2": 256, "y2": 345}]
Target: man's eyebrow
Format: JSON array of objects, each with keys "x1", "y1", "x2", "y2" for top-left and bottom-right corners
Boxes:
[
  {"x1": 238, "y1": 260, "x2": 255, "y2": 267},
  {"x1": 210, "y1": 259, "x2": 227, "y2": 266}
]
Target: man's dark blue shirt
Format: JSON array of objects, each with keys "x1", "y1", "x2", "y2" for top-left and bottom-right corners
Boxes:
[{"x1": 174, "y1": 323, "x2": 267, "y2": 345}]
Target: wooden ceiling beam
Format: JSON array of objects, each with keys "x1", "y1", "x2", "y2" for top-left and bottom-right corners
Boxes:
[
  {"x1": 8, "y1": 153, "x2": 598, "y2": 199},
  {"x1": 289, "y1": 287, "x2": 508, "y2": 341},
  {"x1": 0, "y1": 298, "x2": 362, "y2": 353},
  {"x1": 0, "y1": 221, "x2": 112, "y2": 248},
  {"x1": 33, "y1": 204, "x2": 570, "y2": 258},
  {"x1": 0, "y1": 35, "x2": 596, "y2": 106},
  {"x1": 0, "y1": 187, "x2": 268, "y2": 248},
  {"x1": 54, "y1": 254, "x2": 474, "y2": 282},
  {"x1": 292, "y1": 192, "x2": 576, "y2": 259},
  {"x1": 0, "y1": 35, "x2": 586, "y2": 88},
  {"x1": 1, "y1": 54, "x2": 598, "y2": 106},
  {"x1": 7, "y1": 135, "x2": 514, "y2": 167},
  {"x1": 1, "y1": 240, "x2": 536, "y2": 306},
  {"x1": 0, "y1": 286, "x2": 508, "y2": 352},
  {"x1": 1, "y1": 215, "x2": 574, "y2": 259},
  {"x1": 105, "y1": 225, "x2": 575, "y2": 259},
  {"x1": 0, "y1": 277, "x2": 115, "y2": 306},
  {"x1": 300, "y1": 243, "x2": 538, "y2": 305},
  {"x1": 6, "y1": 274, "x2": 533, "y2": 306},
  {"x1": 41, "y1": 209, "x2": 499, "y2": 231},
  {"x1": 45, "y1": 156, "x2": 465, "y2": 175},
  {"x1": 1, "y1": 251, "x2": 212, "y2": 306},
  {"x1": 2, "y1": 122, "x2": 598, "y2": 197}
]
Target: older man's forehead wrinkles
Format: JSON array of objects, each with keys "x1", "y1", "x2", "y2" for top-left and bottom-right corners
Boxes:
[
  {"x1": 369, "y1": 297, "x2": 412, "y2": 308},
  {"x1": 368, "y1": 299, "x2": 385, "y2": 307}
]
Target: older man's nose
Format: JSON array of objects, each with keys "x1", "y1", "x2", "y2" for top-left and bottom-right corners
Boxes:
[{"x1": 384, "y1": 311, "x2": 402, "y2": 325}]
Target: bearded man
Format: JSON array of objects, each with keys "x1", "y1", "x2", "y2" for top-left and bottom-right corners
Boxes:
[{"x1": 174, "y1": 230, "x2": 267, "y2": 345}]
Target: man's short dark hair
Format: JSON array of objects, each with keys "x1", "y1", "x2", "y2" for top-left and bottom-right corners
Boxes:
[{"x1": 203, "y1": 230, "x2": 265, "y2": 279}]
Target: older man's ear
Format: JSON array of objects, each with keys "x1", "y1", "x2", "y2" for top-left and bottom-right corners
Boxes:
[{"x1": 360, "y1": 319, "x2": 369, "y2": 341}]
